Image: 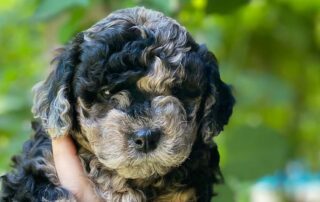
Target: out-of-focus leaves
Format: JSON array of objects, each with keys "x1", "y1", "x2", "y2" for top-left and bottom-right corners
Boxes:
[
  {"x1": 0, "y1": 0, "x2": 45, "y2": 175},
  {"x1": 33, "y1": 0, "x2": 89, "y2": 20},
  {"x1": 141, "y1": 0, "x2": 179, "y2": 15},
  {"x1": 315, "y1": 15, "x2": 320, "y2": 48},
  {"x1": 206, "y1": 0, "x2": 250, "y2": 14},
  {"x1": 276, "y1": 0, "x2": 320, "y2": 12},
  {"x1": 58, "y1": 8, "x2": 86, "y2": 43},
  {"x1": 0, "y1": 135, "x2": 28, "y2": 173},
  {"x1": 192, "y1": 16, "x2": 223, "y2": 51},
  {"x1": 0, "y1": 0, "x2": 17, "y2": 11},
  {"x1": 221, "y1": 125, "x2": 289, "y2": 181},
  {"x1": 214, "y1": 183, "x2": 235, "y2": 202},
  {"x1": 0, "y1": 95, "x2": 29, "y2": 114},
  {"x1": 235, "y1": 72, "x2": 294, "y2": 107}
]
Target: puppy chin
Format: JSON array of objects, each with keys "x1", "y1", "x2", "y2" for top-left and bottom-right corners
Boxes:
[
  {"x1": 116, "y1": 163, "x2": 171, "y2": 179},
  {"x1": 114, "y1": 149, "x2": 193, "y2": 179}
]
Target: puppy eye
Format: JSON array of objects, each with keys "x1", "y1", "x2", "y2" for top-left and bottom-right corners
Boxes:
[
  {"x1": 99, "y1": 85, "x2": 125, "y2": 100},
  {"x1": 99, "y1": 86, "x2": 112, "y2": 100},
  {"x1": 103, "y1": 89, "x2": 110, "y2": 95}
]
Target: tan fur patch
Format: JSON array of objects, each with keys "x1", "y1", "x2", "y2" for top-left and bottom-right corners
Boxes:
[
  {"x1": 137, "y1": 56, "x2": 174, "y2": 94},
  {"x1": 155, "y1": 188, "x2": 197, "y2": 202}
]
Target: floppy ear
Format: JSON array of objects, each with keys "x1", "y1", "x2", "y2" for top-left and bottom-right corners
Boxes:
[
  {"x1": 32, "y1": 33, "x2": 83, "y2": 138},
  {"x1": 200, "y1": 47, "x2": 235, "y2": 144}
]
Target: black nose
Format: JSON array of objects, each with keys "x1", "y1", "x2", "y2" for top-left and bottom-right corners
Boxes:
[{"x1": 133, "y1": 128, "x2": 161, "y2": 152}]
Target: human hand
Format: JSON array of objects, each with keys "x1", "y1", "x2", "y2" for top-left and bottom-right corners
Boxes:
[{"x1": 52, "y1": 135, "x2": 99, "y2": 202}]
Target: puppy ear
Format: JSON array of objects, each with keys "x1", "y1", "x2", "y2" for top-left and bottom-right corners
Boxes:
[
  {"x1": 200, "y1": 47, "x2": 235, "y2": 144},
  {"x1": 32, "y1": 33, "x2": 83, "y2": 138}
]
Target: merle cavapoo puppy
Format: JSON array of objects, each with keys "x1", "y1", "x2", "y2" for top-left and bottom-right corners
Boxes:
[{"x1": 0, "y1": 7, "x2": 234, "y2": 202}]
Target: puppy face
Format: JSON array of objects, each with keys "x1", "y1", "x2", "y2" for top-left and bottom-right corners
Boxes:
[
  {"x1": 32, "y1": 7, "x2": 235, "y2": 179},
  {"x1": 74, "y1": 43, "x2": 205, "y2": 179}
]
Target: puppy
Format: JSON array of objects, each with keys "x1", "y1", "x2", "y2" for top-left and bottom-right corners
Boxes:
[{"x1": 0, "y1": 7, "x2": 234, "y2": 202}]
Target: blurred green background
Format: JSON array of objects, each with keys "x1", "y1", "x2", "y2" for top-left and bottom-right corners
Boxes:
[{"x1": 0, "y1": 0, "x2": 319, "y2": 201}]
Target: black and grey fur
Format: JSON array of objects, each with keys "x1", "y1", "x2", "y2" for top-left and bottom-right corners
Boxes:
[{"x1": 0, "y1": 7, "x2": 235, "y2": 202}]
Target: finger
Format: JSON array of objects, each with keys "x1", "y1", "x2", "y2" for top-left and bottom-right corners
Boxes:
[{"x1": 52, "y1": 135, "x2": 99, "y2": 202}]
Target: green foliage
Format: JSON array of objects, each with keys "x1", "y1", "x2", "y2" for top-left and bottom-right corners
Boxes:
[
  {"x1": 221, "y1": 125, "x2": 289, "y2": 180},
  {"x1": 206, "y1": 0, "x2": 250, "y2": 14},
  {"x1": 0, "y1": 0, "x2": 319, "y2": 201},
  {"x1": 34, "y1": 0, "x2": 89, "y2": 20}
]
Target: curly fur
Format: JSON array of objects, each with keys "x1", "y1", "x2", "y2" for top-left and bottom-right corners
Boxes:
[{"x1": 1, "y1": 7, "x2": 235, "y2": 202}]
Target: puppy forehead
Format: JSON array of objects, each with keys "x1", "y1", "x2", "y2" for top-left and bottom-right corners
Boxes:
[{"x1": 76, "y1": 7, "x2": 209, "y2": 96}]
